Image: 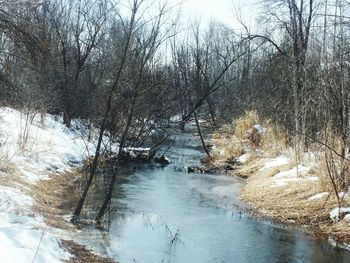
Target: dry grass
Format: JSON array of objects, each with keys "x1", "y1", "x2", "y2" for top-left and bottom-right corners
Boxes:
[
  {"x1": 209, "y1": 133, "x2": 244, "y2": 166},
  {"x1": 241, "y1": 172, "x2": 338, "y2": 225},
  {"x1": 206, "y1": 111, "x2": 350, "y2": 244},
  {"x1": 234, "y1": 110, "x2": 260, "y2": 140},
  {"x1": 31, "y1": 169, "x2": 118, "y2": 262},
  {"x1": 260, "y1": 120, "x2": 288, "y2": 156},
  {"x1": 234, "y1": 157, "x2": 265, "y2": 178},
  {"x1": 207, "y1": 110, "x2": 289, "y2": 171},
  {"x1": 31, "y1": 170, "x2": 83, "y2": 230},
  {"x1": 207, "y1": 110, "x2": 350, "y2": 243},
  {"x1": 239, "y1": 155, "x2": 350, "y2": 244},
  {"x1": 233, "y1": 110, "x2": 288, "y2": 157},
  {"x1": 323, "y1": 222, "x2": 350, "y2": 243},
  {"x1": 62, "y1": 240, "x2": 117, "y2": 263}
]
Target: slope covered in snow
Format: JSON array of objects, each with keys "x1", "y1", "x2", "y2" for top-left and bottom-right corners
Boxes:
[{"x1": 0, "y1": 107, "x2": 112, "y2": 262}]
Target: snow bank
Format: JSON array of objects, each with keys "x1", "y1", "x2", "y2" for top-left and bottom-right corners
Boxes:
[
  {"x1": 261, "y1": 156, "x2": 290, "y2": 170},
  {"x1": 0, "y1": 184, "x2": 70, "y2": 262},
  {"x1": 273, "y1": 164, "x2": 311, "y2": 179},
  {"x1": 0, "y1": 107, "x2": 115, "y2": 262},
  {"x1": 271, "y1": 164, "x2": 317, "y2": 187},
  {"x1": 308, "y1": 192, "x2": 329, "y2": 201},
  {"x1": 330, "y1": 207, "x2": 350, "y2": 222},
  {"x1": 344, "y1": 214, "x2": 350, "y2": 222},
  {"x1": 237, "y1": 153, "x2": 250, "y2": 164},
  {"x1": 0, "y1": 108, "x2": 104, "y2": 182},
  {"x1": 0, "y1": 227, "x2": 69, "y2": 263}
]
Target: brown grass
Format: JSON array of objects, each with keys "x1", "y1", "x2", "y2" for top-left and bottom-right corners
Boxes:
[
  {"x1": 233, "y1": 110, "x2": 288, "y2": 156},
  {"x1": 234, "y1": 110, "x2": 260, "y2": 140},
  {"x1": 260, "y1": 120, "x2": 288, "y2": 156},
  {"x1": 31, "y1": 170, "x2": 83, "y2": 230},
  {"x1": 31, "y1": 169, "x2": 118, "y2": 262},
  {"x1": 207, "y1": 110, "x2": 290, "y2": 177},
  {"x1": 207, "y1": 110, "x2": 350, "y2": 243},
  {"x1": 241, "y1": 173, "x2": 337, "y2": 225},
  {"x1": 323, "y1": 222, "x2": 350, "y2": 243},
  {"x1": 62, "y1": 240, "x2": 117, "y2": 263},
  {"x1": 209, "y1": 133, "x2": 244, "y2": 166},
  {"x1": 239, "y1": 156, "x2": 350, "y2": 243}
]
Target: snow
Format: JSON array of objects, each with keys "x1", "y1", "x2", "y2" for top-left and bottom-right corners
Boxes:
[
  {"x1": 308, "y1": 192, "x2": 329, "y2": 201},
  {"x1": 237, "y1": 153, "x2": 250, "y2": 164},
  {"x1": 0, "y1": 227, "x2": 69, "y2": 263},
  {"x1": 261, "y1": 156, "x2": 290, "y2": 170},
  {"x1": 344, "y1": 214, "x2": 350, "y2": 221},
  {"x1": 271, "y1": 164, "x2": 317, "y2": 187},
  {"x1": 338, "y1": 192, "x2": 350, "y2": 199},
  {"x1": 0, "y1": 185, "x2": 70, "y2": 262},
  {"x1": 330, "y1": 207, "x2": 350, "y2": 222},
  {"x1": 170, "y1": 115, "x2": 182, "y2": 122},
  {"x1": 0, "y1": 108, "x2": 102, "y2": 182},
  {"x1": 0, "y1": 107, "x2": 116, "y2": 262},
  {"x1": 125, "y1": 147, "x2": 151, "y2": 151},
  {"x1": 273, "y1": 165, "x2": 311, "y2": 179},
  {"x1": 254, "y1": 124, "x2": 267, "y2": 134}
]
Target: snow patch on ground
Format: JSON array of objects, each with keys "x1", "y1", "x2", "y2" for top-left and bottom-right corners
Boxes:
[
  {"x1": 338, "y1": 192, "x2": 350, "y2": 199},
  {"x1": 254, "y1": 124, "x2": 267, "y2": 134},
  {"x1": 344, "y1": 214, "x2": 350, "y2": 221},
  {"x1": 0, "y1": 107, "x2": 115, "y2": 262},
  {"x1": 0, "y1": 108, "x2": 105, "y2": 182},
  {"x1": 274, "y1": 164, "x2": 311, "y2": 179},
  {"x1": 0, "y1": 227, "x2": 70, "y2": 263},
  {"x1": 0, "y1": 185, "x2": 70, "y2": 262},
  {"x1": 237, "y1": 153, "x2": 250, "y2": 164},
  {"x1": 261, "y1": 156, "x2": 290, "y2": 170},
  {"x1": 330, "y1": 207, "x2": 350, "y2": 222},
  {"x1": 308, "y1": 192, "x2": 329, "y2": 201},
  {"x1": 271, "y1": 164, "x2": 317, "y2": 187}
]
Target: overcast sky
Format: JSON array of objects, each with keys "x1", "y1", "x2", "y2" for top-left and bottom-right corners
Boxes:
[{"x1": 177, "y1": 0, "x2": 260, "y2": 30}]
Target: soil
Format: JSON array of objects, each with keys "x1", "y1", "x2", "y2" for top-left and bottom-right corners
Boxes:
[{"x1": 61, "y1": 240, "x2": 116, "y2": 263}]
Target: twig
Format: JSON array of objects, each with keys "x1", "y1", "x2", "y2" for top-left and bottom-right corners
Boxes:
[{"x1": 32, "y1": 210, "x2": 55, "y2": 263}]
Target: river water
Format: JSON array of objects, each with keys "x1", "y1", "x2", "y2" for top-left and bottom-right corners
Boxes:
[{"x1": 74, "y1": 130, "x2": 350, "y2": 263}]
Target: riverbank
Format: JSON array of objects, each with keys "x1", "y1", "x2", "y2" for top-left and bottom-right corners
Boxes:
[
  {"x1": 0, "y1": 107, "x2": 116, "y2": 262},
  {"x1": 205, "y1": 112, "x2": 350, "y2": 245},
  {"x1": 238, "y1": 153, "x2": 350, "y2": 243}
]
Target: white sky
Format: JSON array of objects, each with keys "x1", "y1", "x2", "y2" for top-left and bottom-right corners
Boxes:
[
  {"x1": 119, "y1": 0, "x2": 261, "y2": 32},
  {"x1": 177, "y1": 0, "x2": 260, "y2": 30}
]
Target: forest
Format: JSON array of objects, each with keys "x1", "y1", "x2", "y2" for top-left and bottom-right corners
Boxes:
[{"x1": 1, "y1": 0, "x2": 349, "y2": 155}]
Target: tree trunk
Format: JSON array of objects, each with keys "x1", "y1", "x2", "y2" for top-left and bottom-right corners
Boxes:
[
  {"x1": 194, "y1": 111, "x2": 210, "y2": 157},
  {"x1": 71, "y1": 99, "x2": 109, "y2": 222},
  {"x1": 95, "y1": 93, "x2": 138, "y2": 222},
  {"x1": 63, "y1": 111, "x2": 71, "y2": 127},
  {"x1": 95, "y1": 167, "x2": 118, "y2": 223}
]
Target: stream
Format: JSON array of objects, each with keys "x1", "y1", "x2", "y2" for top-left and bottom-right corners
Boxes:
[{"x1": 73, "y1": 129, "x2": 350, "y2": 263}]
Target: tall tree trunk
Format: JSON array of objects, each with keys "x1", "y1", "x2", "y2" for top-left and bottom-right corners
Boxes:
[
  {"x1": 95, "y1": 93, "x2": 138, "y2": 222},
  {"x1": 71, "y1": 96, "x2": 111, "y2": 222},
  {"x1": 194, "y1": 111, "x2": 210, "y2": 157},
  {"x1": 95, "y1": 167, "x2": 118, "y2": 223}
]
